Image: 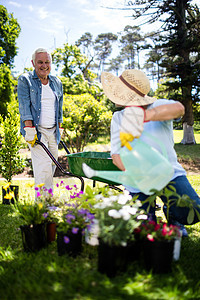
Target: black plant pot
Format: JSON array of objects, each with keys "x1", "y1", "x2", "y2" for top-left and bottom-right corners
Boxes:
[
  {"x1": 46, "y1": 222, "x2": 56, "y2": 243},
  {"x1": 98, "y1": 240, "x2": 132, "y2": 277},
  {"x1": 2, "y1": 185, "x2": 19, "y2": 204},
  {"x1": 143, "y1": 240, "x2": 175, "y2": 274},
  {"x1": 57, "y1": 230, "x2": 82, "y2": 257},
  {"x1": 20, "y1": 223, "x2": 47, "y2": 252}
]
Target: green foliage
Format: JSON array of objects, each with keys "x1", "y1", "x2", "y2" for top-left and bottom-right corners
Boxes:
[
  {"x1": 0, "y1": 5, "x2": 21, "y2": 66},
  {"x1": 1, "y1": 176, "x2": 200, "y2": 299},
  {"x1": 12, "y1": 200, "x2": 47, "y2": 225},
  {"x1": 52, "y1": 43, "x2": 94, "y2": 81},
  {"x1": 0, "y1": 64, "x2": 15, "y2": 116},
  {"x1": 0, "y1": 105, "x2": 25, "y2": 182},
  {"x1": 154, "y1": 77, "x2": 182, "y2": 101},
  {"x1": 62, "y1": 93, "x2": 112, "y2": 152},
  {"x1": 144, "y1": 185, "x2": 200, "y2": 225}
]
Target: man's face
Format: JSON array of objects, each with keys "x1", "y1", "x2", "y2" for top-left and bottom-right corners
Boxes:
[{"x1": 32, "y1": 52, "x2": 51, "y2": 80}]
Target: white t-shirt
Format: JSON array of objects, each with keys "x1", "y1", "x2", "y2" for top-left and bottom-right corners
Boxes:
[
  {"x1": 39, "y1": 83, "x2": 56, "y2": 128},
  {"x1": 110, "y1": 99, "x2": 186, "y2": 193}
]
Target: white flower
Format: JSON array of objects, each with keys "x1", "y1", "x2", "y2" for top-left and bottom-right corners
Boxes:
[
  {"x1": 103, "y1": 198, "x2": 114, "y2": 206},
  {"x1": 94, "y1": 202, "x2": 107, "y2": 209},
  {"x1": 118, "y1": 208, "x2": 130, "y2": 220},
  {"x1": 121, "y1": 241, "x2": 127, "y2": 247},
  {"x1": 109, "y1": 195, "x2": 118, "y2": 202},
  {"x1": 123, "y1": 190, "x2": 132, "y2": 198},
  {"x1": 117, "y1": 194, "x2": 130, "y2": 205},
  {"x1": 108, "y1": 209, "x2": 121, "y2": 219},
  {"x1": 123, "y1": 205, "x2": 138, "y2": 215},
  {"x1": 95, "y1": 194, "x2": 103, "y2": 201},
  {"x1": 137, "y1": 214, "x2": 148, "y2": 220}
]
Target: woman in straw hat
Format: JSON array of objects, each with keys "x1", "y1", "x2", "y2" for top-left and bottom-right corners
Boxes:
[{"x1": 101, "y1": 69, "x2": 200, "y2": 237}]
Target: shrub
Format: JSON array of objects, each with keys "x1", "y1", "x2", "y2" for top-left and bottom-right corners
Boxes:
[{"x1": 62, "y1": 93, "x2": 112, "y2": 152}]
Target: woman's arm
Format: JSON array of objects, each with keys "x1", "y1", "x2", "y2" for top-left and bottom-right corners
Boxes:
[
  {"x1": 112, "y1": 154, "x2": 125, "y2": 171},
  {"x1": 145, "y1": 102, "x2": 185, "y2": 122}
]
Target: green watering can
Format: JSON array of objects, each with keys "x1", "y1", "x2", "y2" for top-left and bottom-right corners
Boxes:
[{"x1": 82, "y1": 133, "x2": 174, "y2": 195}]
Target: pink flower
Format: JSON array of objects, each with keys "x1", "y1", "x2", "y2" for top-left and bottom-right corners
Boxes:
[{"x1": 147, "y1": 234, "x2": 154, "y2": 242}]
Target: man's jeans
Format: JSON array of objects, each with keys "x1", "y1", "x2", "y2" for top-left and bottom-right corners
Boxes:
[
  {"x1": 29, "y1": 126, "x2": 58, "y2": 194},
  {"x1": 130, "y1": 175, "x2": 200, "y2": 225}
]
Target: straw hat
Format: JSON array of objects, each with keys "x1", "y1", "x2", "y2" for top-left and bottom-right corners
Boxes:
[{"x1": 101, "y1": 69, "x2": 156, "y2": 106}]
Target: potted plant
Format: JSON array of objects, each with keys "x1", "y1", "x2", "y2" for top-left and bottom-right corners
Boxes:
[
  {"x1": 0, "y1": 110, "x2": 25, "y2": 204},
  {"x1": 12, "y1": 195, "x2": 48, "y2": 252},
  {"x1": 57, "y1": 200, "x2": 95, "y2": 257},
  {"x1": 93, "y1": 188, "x2": 148, "y2": 277},
  {"x1": 134, "y1": 219, "x2": 181, "y2": 273}
]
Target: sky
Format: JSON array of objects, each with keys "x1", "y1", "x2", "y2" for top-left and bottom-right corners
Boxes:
[
  {"x1": 2, "y1": 0, "x2": 199, "y2": 77},
  {"x1": 2, "y1": 0, "x2": 161, "y2": 76}
]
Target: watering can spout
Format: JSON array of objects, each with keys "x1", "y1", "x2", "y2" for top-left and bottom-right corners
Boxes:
[{"x1": 82, "y1": 163, "x2": 139, "y2": 188}]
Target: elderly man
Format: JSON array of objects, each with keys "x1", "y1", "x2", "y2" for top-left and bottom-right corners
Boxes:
[{"x1": 18, "y1": 48, "x2": 63, "y2": 193}]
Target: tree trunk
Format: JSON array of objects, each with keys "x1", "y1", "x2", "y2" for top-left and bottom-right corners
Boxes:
[
  {"x1": 181, "y1": 96, "x2": 196, "y2": 144},
  {"x1": 181, "y1": 122, "x2": 196, "y2": 144},
  {"x1": 176, "y1": 0, "x2": 196, "y2": 145}
]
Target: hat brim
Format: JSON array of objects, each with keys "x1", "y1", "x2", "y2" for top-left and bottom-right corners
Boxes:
[{"x1": 101, "y1": 72, "x2": 156, "y2": 106}]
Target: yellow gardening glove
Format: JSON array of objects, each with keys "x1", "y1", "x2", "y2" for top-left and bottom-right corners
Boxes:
[
  {"x1": 120, "y1": 132, "x2": 135, "y2": 150},
  {"x1": 24, "y1": 127, "x2": 38, "y2": 147}
]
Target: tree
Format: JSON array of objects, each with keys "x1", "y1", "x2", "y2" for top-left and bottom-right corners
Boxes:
[
  {"x1": 122, "y1": 0, "x2": 200, "y2": 144},
  {"x1": 119, "y1": 25, "x2": 145, "y2": 69},
  {"x1": 94, "y1": 33, "x2": 118, "y2": 75},
  {"x1": 0, "y1": 5, "x2": 21, "y2": 67},
  {"x1": 75, "y1": 32, "x2": 94, "y2": 58},
  {"x1": 0, "y1": 5, "x2": 20, "y2": 116},
  {"x1": 143, "y1": 32, "x2": 166, "y2": 82},
  {"x1": 106, "y1": 56, "x2": 124, "y2": 75},
  {"x1": 52, "y1": 43, "x2": 94, "y2": 81},
  {"x1": 0, "y1": 64, "x2": 15, "y2": 116}
]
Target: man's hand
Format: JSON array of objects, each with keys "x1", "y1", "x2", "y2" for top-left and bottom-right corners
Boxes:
[
  {"x1": 120, "y1": 106, "x2": 145, "y2": 150},
  {"x1": 24, "y1": 127, "x2": 37, "y2": 147},
  {"x1": 59, "y1": 127, "x2": 64, "y2": 138}
]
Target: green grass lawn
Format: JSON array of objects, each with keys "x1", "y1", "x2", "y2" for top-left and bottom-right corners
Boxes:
[{"x1": 1, "y1": 131, "x2": 200, "y2": 299}]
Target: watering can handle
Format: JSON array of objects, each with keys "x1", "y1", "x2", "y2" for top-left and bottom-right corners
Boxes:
[{"x1": 142, "y1": 131, "x2": 168, "y2": 159}]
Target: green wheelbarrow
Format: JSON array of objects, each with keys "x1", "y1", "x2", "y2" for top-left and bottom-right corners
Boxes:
[{"x1": 35, "y1": 140, "x2": 122, "y2": 192}]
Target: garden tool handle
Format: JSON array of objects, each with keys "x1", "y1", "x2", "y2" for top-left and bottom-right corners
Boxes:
[
  {"x1": 35, "y1": 140, "x2": 84, "y2": 191},
  {"x1": 60, "y1": 140, "x2": 71, "y2": 154}
]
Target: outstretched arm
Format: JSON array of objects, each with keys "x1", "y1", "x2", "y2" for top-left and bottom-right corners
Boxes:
[{"x1": 145, "y1": 102, "x2": 185, "y2": 122}]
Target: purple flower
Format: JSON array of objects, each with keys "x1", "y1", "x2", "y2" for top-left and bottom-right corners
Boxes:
[
  {"x1": 48, "y1": 206, "x2": 57, "y2": 211},
  {"x1": 35, "y1": 187, "x2": 39, "y2": 191},
  {"x1": 72, "y1": 227, "x2": 79, "y2": 234},
  {"x1": 78, "y1": 208, "x2": 87, "y2": 215},
  {"x1": 65, "y1": 214, "x2": 76, "y2": 220},
  {"x1": 56, "y1": 183, "x2": 59, "y2": 188},
  {"x1": 87, "y1": 213, "x2": 95, "y2": 220},
  {"x1": 64, "y1": 236, "x2": 70, "y2": 244},
  {"x1": 60, "y1": 181, "x2": 64, "y2": 184},
  {"x1": 65, "y1": 185, "x2": 72, "y2": 190},
  {"x1": 48, "y1": 188, "x2": 53, "y2": 195},
  {"x1": 75, "y1": 191, "x2": 84, "y2": 198},
  {"x1": 36, "y1": 192, "x2": 41, "y2": 197},
  {"x1": 42, "y1": 213, "x2": 48, "y2": 218}
]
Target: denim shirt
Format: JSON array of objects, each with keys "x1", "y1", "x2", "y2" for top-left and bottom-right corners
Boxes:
[{"x1": 17, "y1": 70, "x2": 63, "y2": 144}]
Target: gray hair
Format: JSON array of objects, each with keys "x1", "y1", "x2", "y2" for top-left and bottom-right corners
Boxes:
[{"x1": 32, "y1": 48, "x2": 52, "y2": 63}]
